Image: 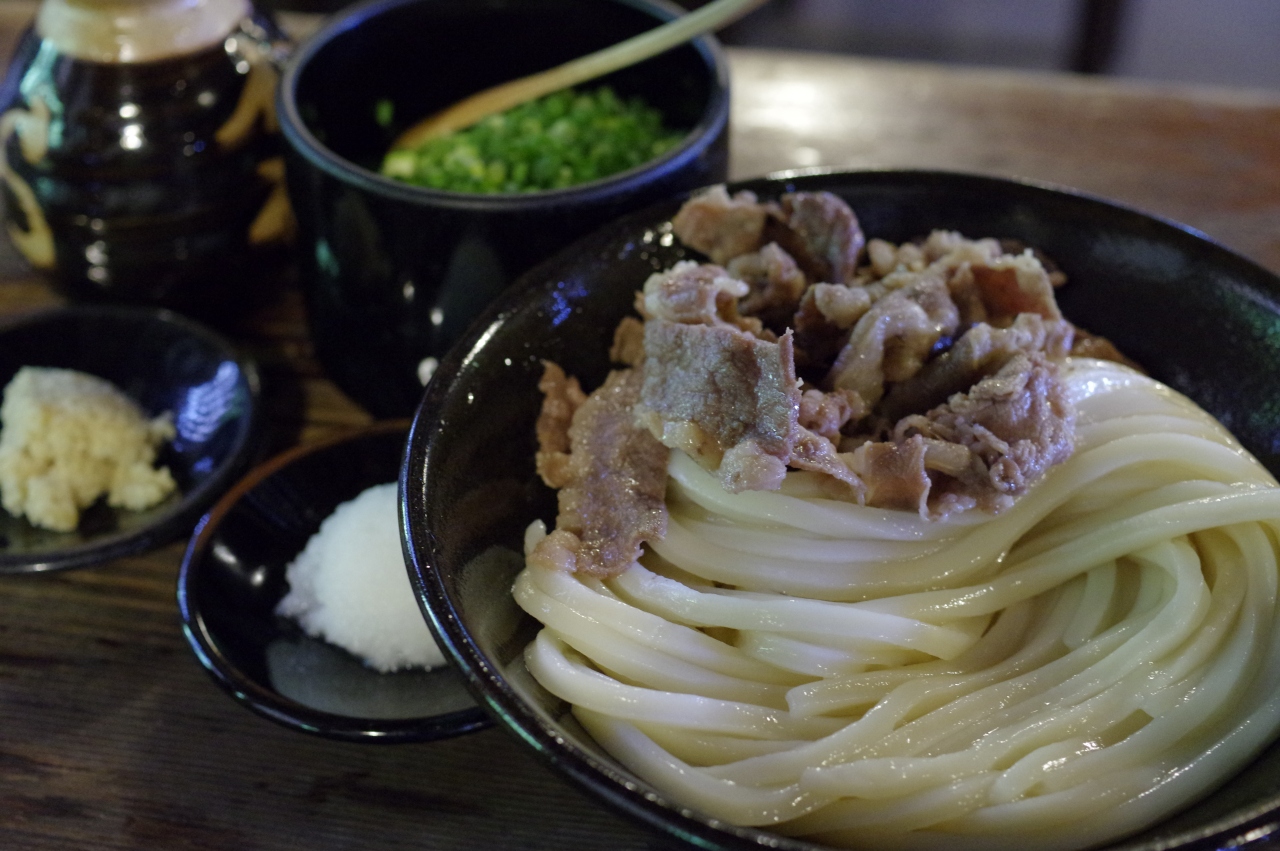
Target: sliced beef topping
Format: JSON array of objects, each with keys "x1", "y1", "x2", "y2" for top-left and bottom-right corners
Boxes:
[
  {"x1": 846, "y1": 436, "x2": 975, "y2": 516},
  {"x1": 764, "y1": 192, "x2": 865, "y2": 285},
  {"x1": 826, "y1": 276, "x2": 960, "y2": 408},
  {"x1": 719, "y1": 439, "x2": 791, "y2": 493},
  {"x1": 530, "y1": 366, "x2": 669, "y2": 577},
  {"x1": 535, "y1": 361, "x2": 586, "y2": 489},
  {"x1": 671, "y1": 185, "x2": 770, "y2": 265},
  {"x1": 833, "y1": 352, "x2": 1073, "y2": 520},
  {"x1": 790, "y1": 280, "x2": 879, "y2": 377},
  {"x1": 866, "y1": 238, "x2": 927, "y2": 278},
  {"x1": 641, "y1": 260, "x2": 748, "y2": 326},
  {"x1": 798, "y1": 387, "x2": 866, "y2": 442},
  {"x1": 922, "y1": 230, "x2": 1003, "y2": 263},
  {"x1": 847, "y1": 436, "x2": 931, "y2": 514},
  {"x1": 727, "y1": 242, "x2": 809, "y2": 330},
  {"x1": 931, "y1": 239, "x2": 1061, "y2": 328},
  {"x1": 788, "y1": 428, "x2": 867, "y2": 500},
  {"x1": 535, "y1": 191, "x2": 1093, "y2": 542},
  {"x1": 969, "y1": 252, "x2": 1062, "y2": 323},
  {"x1": 609, "y1": 316, "x2": 647, "y2": 367},
  {"x1": 806, "y1": 282, "x2": 874, "y2": 329},
  {"x1": 878, "y1": 314, "x2": 1073, "y2": 423},
  {"x1": 637, "y1": 320, "x2": 801, "y2": 492},
  {"x1": 895, "y1": 351, "x2": 1075, "y2": 512},
  {"x1": 1071, "y1": 326, "x2": 1145, "y2": 371}
]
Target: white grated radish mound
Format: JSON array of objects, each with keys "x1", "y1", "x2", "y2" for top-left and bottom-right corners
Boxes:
[{"x1": 276, "y1": 482, "x2": 445, "y2": 673}]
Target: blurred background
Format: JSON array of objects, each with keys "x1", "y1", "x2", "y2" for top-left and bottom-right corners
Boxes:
[
  {"x1": 265, "y1": 0, "x2": 1280, "y2": 92},
  {"x1": 718, "y1": 0, "x2": 1280, "y2": 90}
]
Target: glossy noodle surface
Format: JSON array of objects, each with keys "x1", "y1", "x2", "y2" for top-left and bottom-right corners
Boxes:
[
  {"x1": 518, "y1": 359, "x2": 1280, "y2": 849},
  {"x1": 509, "y1": 184, "x2": 1280, "y2": 850}
]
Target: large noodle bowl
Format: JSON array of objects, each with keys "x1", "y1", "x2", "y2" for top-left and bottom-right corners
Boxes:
[{"x1": 512, "y1": 186, "x2": 1280, "y2": 850}]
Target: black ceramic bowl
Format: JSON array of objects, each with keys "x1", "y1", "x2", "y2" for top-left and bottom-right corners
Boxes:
[
  {"x1": 276, "y1": 0, "x2": 731, "y2": 418},
  {"x1": 402, "y1": 170, "x2": 1280, "y2": 849},
  {"x1": 0, "y1": 305, "x2": 259, "y2": 573},
  {"x1": 179, "y1": 420, "x2": 489, "y2": 742}
]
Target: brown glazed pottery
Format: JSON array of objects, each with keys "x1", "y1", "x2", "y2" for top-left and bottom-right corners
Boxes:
[{"x1": 0, "y1": 0, "x2": 293, "y2": 322}]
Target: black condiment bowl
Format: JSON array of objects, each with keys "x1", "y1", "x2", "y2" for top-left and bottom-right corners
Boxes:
[
  {"x1": 276, "y1": 0, "x2": 731, "y2": 417},
  {"x1": 179, "y1": 421, "x2": 489, "y2": 743},
  {"x1": 401, "y1": 170, "x2": 1280, "y2": 849},
  {"x1": 0, "y1": 305, "x2": 260, "y2": 573}
]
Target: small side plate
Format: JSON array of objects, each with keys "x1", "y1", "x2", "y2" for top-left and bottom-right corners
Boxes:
[
  {"x1": 0, "y1": 305, "x2": 260, "y2": 573},
  {"x1": 178, "y1": 420, "x2": 489, "y2": 743}
]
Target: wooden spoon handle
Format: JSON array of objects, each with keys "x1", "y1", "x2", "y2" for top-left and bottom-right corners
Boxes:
[{"x1": 391, "y1": 0, "x2": 771, "y2": 150}]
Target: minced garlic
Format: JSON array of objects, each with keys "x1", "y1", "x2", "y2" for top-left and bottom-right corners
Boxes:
[{"x1": 0, "y1": 367, "x2": 177, "y2": 532}]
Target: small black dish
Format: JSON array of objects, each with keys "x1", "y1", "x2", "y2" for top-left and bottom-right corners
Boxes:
[
  {"x1": 277, "y1": 0, "x2": 731, "y2": 417},
  {"x1": 402, "y1": 170, "x2": 1280, "y2": 850},
  {"x1": 0, "y1": 305, "x2": 260, "y2": 573},
  {"x1": 179, "y1": 420, "x2": 488, "y2": 743}
]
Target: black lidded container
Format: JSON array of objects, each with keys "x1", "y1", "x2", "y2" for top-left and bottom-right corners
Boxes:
[{"x1": 0, "y1": 0, "x2": 292, "y2": 324}]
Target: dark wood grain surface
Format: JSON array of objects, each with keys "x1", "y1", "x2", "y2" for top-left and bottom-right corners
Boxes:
[{"x1": 1, "y1": 3, "x2": 1279, "y2": 849}]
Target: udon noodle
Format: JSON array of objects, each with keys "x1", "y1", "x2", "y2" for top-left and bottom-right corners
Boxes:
[{"x1": 513, "y1": 189, "x2": 1280, "y2": 850}]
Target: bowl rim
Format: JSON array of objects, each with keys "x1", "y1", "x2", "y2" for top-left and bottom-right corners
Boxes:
[
  {"x1": 403, "y1": 167, "x2": 1280, "y2": 850},
  {"x1": 0, "y1": 303, "x2": 262, "y2": 574},
  {"x1": 276, "y1": 0, "x2": 731, "y2": 209},
  {"x1": 178, "y1": 419, "x2": 492, "y2": 743}
]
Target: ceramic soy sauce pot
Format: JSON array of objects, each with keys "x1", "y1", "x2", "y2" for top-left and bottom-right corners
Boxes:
[{"x1": 0, "y1": 0, "x2": 292, "y2": 322}]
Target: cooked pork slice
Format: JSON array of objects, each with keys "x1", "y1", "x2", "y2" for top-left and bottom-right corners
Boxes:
[
  {"x1": 896, "y1": 351, "x2": 1074, "y2": 512},
  {"x1": 766, "y1": 192, "x2": 865, "y2": 284},
  {"x1": 671, "y1": 185, "x2": 770, "y2": 265},
  {"x1": 728, "y1": 242, "x2": 809, "y2": 328},
  {"x1": 878, "y1": 314, "x2": 1074, "y2": 423},
  {"x1": 638, "y1": 320, "x2": 801, "y2": 492},
  {"x1": 826, "y1": 276, "x2": 960, "y2": 407},
  {"x1": 532, "y1": 367, "x2": 670, "y2": 577}
]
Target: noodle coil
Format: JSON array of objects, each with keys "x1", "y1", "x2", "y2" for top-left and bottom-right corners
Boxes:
[{"x1": 516, "y1": 358, "x2": 1280, "y2": 850}]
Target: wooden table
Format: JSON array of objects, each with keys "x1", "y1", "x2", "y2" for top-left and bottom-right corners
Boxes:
[{"x1": 2, "y1": 4, "x2": 1279, "y2": 849}]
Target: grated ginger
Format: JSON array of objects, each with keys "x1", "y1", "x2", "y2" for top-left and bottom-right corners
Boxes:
[{"x1": 0, "y1": 366, "x2": 177, "y2": 532}]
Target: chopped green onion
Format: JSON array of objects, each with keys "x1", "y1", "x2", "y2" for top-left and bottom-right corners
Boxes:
[{"x1": 379, "y1": 86, "x2": 684, "y2": 194}]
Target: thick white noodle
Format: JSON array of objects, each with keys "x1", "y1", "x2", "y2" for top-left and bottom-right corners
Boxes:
[{"x1": 515, "y1": 359, "x2": 1280, "y2": 850}]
